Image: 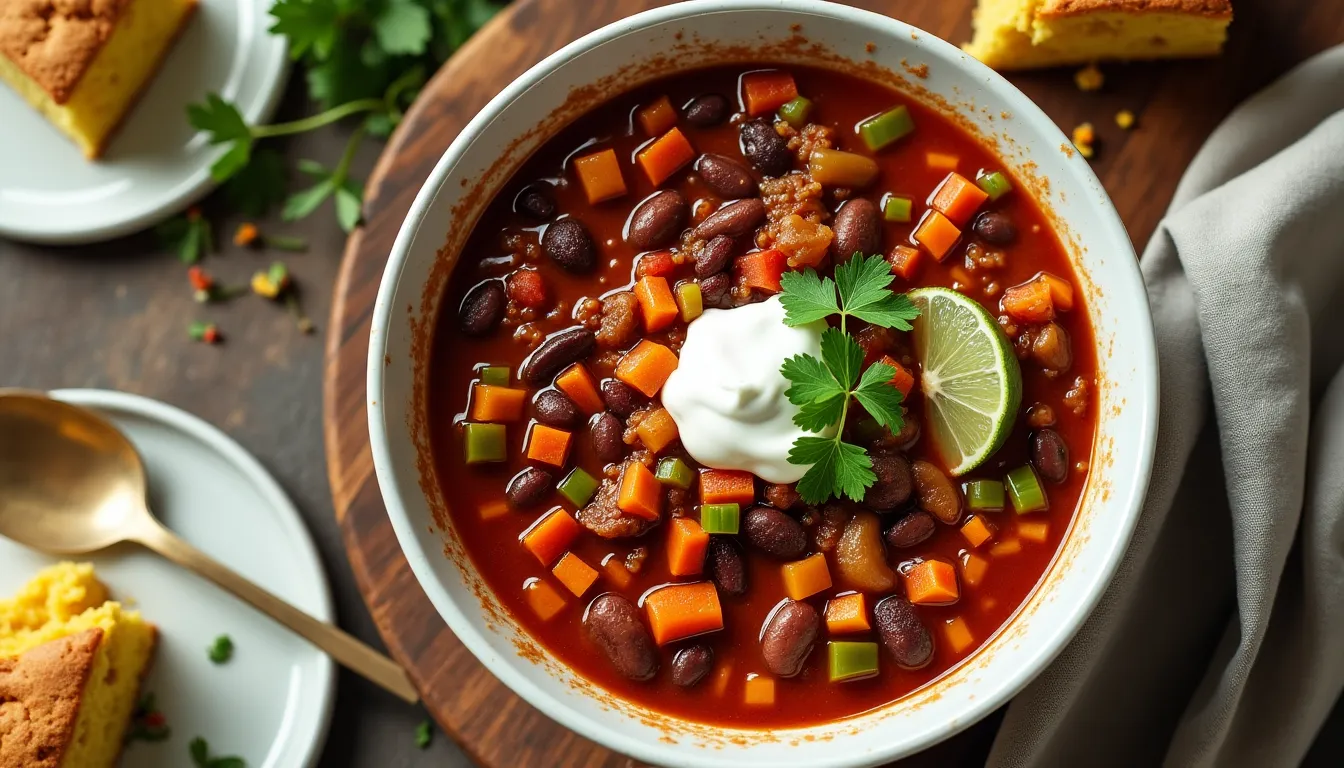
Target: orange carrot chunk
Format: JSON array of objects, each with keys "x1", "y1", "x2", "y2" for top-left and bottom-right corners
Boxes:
[
  {"x1": 1002, "y1": 277, "x2": 1055, "y2": 324},
  {"x1": 912, "y1": 210, "x2": 961, "y2": 261},
  {"x1": 961, "y1": 552, "x2": 989, "y2": 588},
  {"x1": 637, "y1": 95, "x2": 677, "y2": 136},
  {"x1": 635, "y1": 407, "x2": 680, "y2": 454},
  {"x1": 667, "y1": 517, "x2": 710, "y2": 577},
  {"x1": 552, "y1": 552, "x2": 599, "y2": 597},
  {"x1": 943, "y1": 616, "x2": 975, "y2": 654},
  {"x1": 905, "y1": 559, "x2": 960, "y2": 605},
  {"x1": 615, "y1": 340, "x2": 679, "y2": 397},
  {"x1": 470, "y1": 385, "x2": 527, "y2": 422},
  {"x1": 743, "y1": 674, "x2": 776, "y2": 705},
  {"x1": 699, "y1": 469, "x2": 755, "y2": 506},
  {"x1": 637, "y1": 127, "x2": 696, "y2": 187},
  {"x1": 634, "y1": 275, "x2": 680, "y2": 332},
  {"x1": 574, "y1": 148, "x2": 627, "y2": 204},
  {"x1": 602, "y1": 554, "x2": 633, "y2": 589},
  {"x1": 554, "y1": 364, "x2": 604, "y2": 415},
  {"x1": 735, "y1": 249, "x2": 788, "y2": 294},
  {"x1": 525, "y1": 424, "x2": 572, "y2": 467},
  {"x1": 877, "y1": 355, "x2": 915, "y2": 398},
  {"x1": 741, "y1": 70, "x2": 798, "y2": 117},
  {"x1": 478, "y1": 499, "x2": 511, "y2": 520},
  {"x1": 643, "y1": 582, "x2": 723, "y2": 645},
  {"x1": 521, "y1": 508, "x2": 581, "y2": 566},
  {"x1": 617, "y1": 461, "x2": 663, "y2": 521},
  {"x1": 1036, "y1": 271, "x2": 1075, "y2": 312},
  {"x1": 782, "y1": 553, "x2": 832, "y2": 600},
  {"x1": 929, "y1": 172, "x2": 989, "y2": 226},
  {"x1": 824, "y1": 593, "x2": 871, "y2": 635},
  {"x1": 961, "y1": 515, "x2": 995, "y2": 548},
  {"x1": 523, "y1": 578, "x2": 567, "y2": 621},
  {"x1": 887, "y1": 244, "x2": 923, "y2": 281}
]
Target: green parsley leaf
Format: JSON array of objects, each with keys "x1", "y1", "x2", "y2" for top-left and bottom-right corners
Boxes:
[
  {"x1": 187, "y1": 94, "x2": 255, "y2": 182},
  {"x1": 790, "y1": 437, "x2": 875, "y2": 504},
  {"x1": 335, "y1": 179, "x2": 363, "y2": 232},
  {"x1": 223, "y1": 148, "x2": 287, "y2": 217},
  {"x1": 819, "y1": 328, "x2": 862, "y2": 390},
  {"x1": 283, "y1": 177, "x2": 336, "y2": 221},
  {"x1": 190, "y1": 736, "x2": 246, "y2": 768},
  {"x1": 156, "y1": 213, "x2": 212, "y2": 264},
  {"x1": 853, "y1": 362, "x2": 905, "y2": 429},
  {"x1": 268, "y1": 0, "x2": 342, "y2": 60},
  {"x1": 835, "y1": 253, "x2": 920, "y2": 330},
  {"x1": 375, "y1": 0, "x2": 433, "y2": 55},
  {"x1": 794, "y1": 396, "x2": 846, "y2": 435},
  {"x1": 208, "y1": 634, "x2": 234, "y2": 664},
  {"x1": 415, "y1": 719, "x2": 434, "y2": 749},
  {"x1": 778, "y1": 268, "x2": 838, "y2": 327},
  {"x1": 780, "y1": 354, "x2": 843, "y2": 406}
]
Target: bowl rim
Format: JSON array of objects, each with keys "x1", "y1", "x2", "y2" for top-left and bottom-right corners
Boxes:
[{"x1": 367, "y1": 1, "x2": 1159, "y2": 765}]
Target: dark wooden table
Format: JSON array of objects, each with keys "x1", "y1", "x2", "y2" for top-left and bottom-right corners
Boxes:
[{"x1": 1, "y1": 1, "x2": 1342, "y2": 766}]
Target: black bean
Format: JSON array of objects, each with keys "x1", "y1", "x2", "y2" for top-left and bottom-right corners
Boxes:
[
  {"x1": 626, "y1": 190, "x2": 688, "y2": 250},
  {"x1": 695, "y1": 235, "x2": 735, "y2": 278},
  {"x1": 514, "y1": 185, "x2": 556, "y2": 220},
  {"x1": 521, "y1": 328, "x2": 595, "y2": 386},
  {"x1": 874, "y1": 596, "x2": 933, "y2": 670},
  {"x1": 972, "y1": 211, "x2": 1016, "y2": 244},
  {"x1": 542, "y1": 218, "x2": 597, "y2": 273},
  {"x1": 591, "y1": 412, "x2": 625, "y2": 463},
  {"x1": 742, "y1": 506, "x2": 806, "y2": 559},
  {"x1": 671, "y1": 644, "x2": 714, "y2": 688},
  {"x1": 885, "y1": 510, "x2": 936, "y2": 548},
  {"x1": 585, "y1": 594, "x2": 658, "y2": 681},
  {"x1": 458, "y1": 280, "x2": 505, "y2": 336},
  {"x1": 699, "y1": 273, "x2": 731, "y2": 308},
  {"x1": 532, "y1": 389, "x2": 581, "y2": 428},
  {"x1": 696, "y1": 153, "x2": 757, "y2": 199},
  {"x1": 707, "y1": 537, "x2": 746, "y2": 596},
  {"x1": 760, "y1": 600, "x2": 819, "y2": 678},
  {"x1": 830, "y1": 198, "x2": 881, "y2": 263},
  {"x1": 506, "y1": 468, "x2": 553, "y2": 508},
  {"x1": 863, "y1": 452, "x2": 913, "y2": 511},
  {"x1": 739, "y1": 118, "x2": 791, "y2": 177},
  {"x1": 683, "y1": 94, "x2": 729, "y2": 127},
  {"x1": 1031, "y1": 428, "x2": 1070, "y2": 484},
  {"x1": 599, "y1": 379, "x2": 646, "y2": 418},
  {"x1": 694, "y1": 198, "x2": 766, "y2": 240}
]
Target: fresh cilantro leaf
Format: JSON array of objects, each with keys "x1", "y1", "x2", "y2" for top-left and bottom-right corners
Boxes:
[
  {"x1": 190, "y1": 738, "x2": 209, "y2": 766},
  {"x1": 849, "y1": 290, "x2": 920, "y2": 330},
  {"x1": 269, "y1": 0, "x2": 341, "y2": 60},
  {"x1": 778, "y1": 268, "x2": 838, "y2": 326},
  {"x1": 283, "y1": 178, "x2": 336, "y2": 221},
  {"x1": 820, "y1": 328, "x2": 862, "y2": 390},
  {"x1": 156, "y1": 213, "x2": 211, "y2": 264},
  {"x1": 831, "y1": 440, "x2": 877, "y2": 501},
  {"x1": 375, "y1": 0, "x2": 433, "y2": 55},
  {"x1": 835, "y1": 253, "x2": 920, "y2": 330},
  {"x1": 794, "y1": 396, "x2": 846, "y2": 434},
  {"x1": 223, "y1": 148, "x2": 286, "y2": 217},
  {"x1": 208, "y1": 634, "x2": 233, "y2": 664},
  {"x1": 306, "y1": 42, "x2": 393, "y2": 108},
  {"x1": 415, "y1": 719, "x2": 433, "y2": 749},
  {"x1": 790, "y1": 437, "x2": 875, "y2": 504},
  {"x1": 854, "y1": 362, "x2": 905, "y2": 430},
  {"x1": 780, "y1": 354, "x2": 843, "y2": 406},
  {"x1": 335, "y1": 179, "x2": 363, "y2": 232},
  {"x1": 188, "y1": 94, "x2": 250, "y2": 143}
]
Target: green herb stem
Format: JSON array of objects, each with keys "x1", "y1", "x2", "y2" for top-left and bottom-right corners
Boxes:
[
  {"x1": 331, "y1": 125, "x2": 367, "y2": 187},
  {"x1": 251, "y1": 98, "x2": 386, "y2": 139}
]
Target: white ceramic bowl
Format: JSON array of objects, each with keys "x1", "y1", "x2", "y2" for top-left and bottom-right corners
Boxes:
[{"x1": 368, "y1": 2, "x2": 1158, "y2": 765}]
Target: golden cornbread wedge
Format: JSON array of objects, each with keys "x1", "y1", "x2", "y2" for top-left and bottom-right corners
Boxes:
[
  {"x1": 0, "y1": 563, "x2": 158, "y2": 768},
  {"x1": 964, "y1": 0, "x2": 1233, "y2": 70},
  {"x1": 0, "y1": 0, "x2": 198, "y2": 159}
]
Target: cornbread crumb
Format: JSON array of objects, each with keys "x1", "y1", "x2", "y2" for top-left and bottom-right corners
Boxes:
[
  {"x1": 1074, "y1": 63, "x2": 1104, "y2": 91},
  {"x1": 1072, "y1": 123, "x2": 1097, "y2": 158},
  {"x1": 1115, "y1": 109, "x2": 1136, "y2": 129}
]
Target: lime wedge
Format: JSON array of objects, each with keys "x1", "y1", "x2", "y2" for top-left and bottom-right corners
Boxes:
[{"x1": 908, "y1": 287, "x2": 1022, "y2": 476}]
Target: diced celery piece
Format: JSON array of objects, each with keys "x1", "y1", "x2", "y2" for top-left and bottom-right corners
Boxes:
[
  {"x1": 558, "y1": 467, "x2": 598, "y2": 507},
  {"x1": 654, "y1": 457, "x2": 694, "y2": 489},
  {"x1": 464, "y1": 423, "x2": 506, "y2": 464},
  {"x1": 1006, "y1": 465, "x2": 1048, "y2": 513},
  {"x1": 779, "y1": 96, "x2": 814, "y2": 128},
  {"x1": 701, "y1": 503, "x2": 740, "y2": 534},
  {"x1": 480, "y1": 366, "x2": 510, "y2": 386},
  {"x1": 858, "y1": 105, "x2": 915, "y2": 151},
  {"x1": 976, "y1": 171, "x2": 1013, "y2": 201},
  {"x1": 828, "y1": 641, "x2": 880, "y2": 682},
  {"x1": 883, "y1": 195, "x2": 913, "y2": 223},
  {"x1": 675, "y1": 282, "x2": 703, "y2": 322},
  {"x1": 964, "y1": 479, "x2": 1005, "y2": 512}
]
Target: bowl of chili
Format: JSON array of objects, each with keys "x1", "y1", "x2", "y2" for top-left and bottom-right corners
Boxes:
[{"x1": 367, "y1": 2, "x2": 1158, "y2": 765}]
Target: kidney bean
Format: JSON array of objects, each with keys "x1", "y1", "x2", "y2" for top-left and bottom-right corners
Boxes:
[
  {"x1": 506, "y1": 467, "x2": 553, "y2": 508},
  {"x1": 585, "y1": 594, "x2": 658, "y2": 681},
  {"x1": 542, "y1": 218, "x2": 597, "y2": 273},
  {"x1": 885, "y1": 510, "x2": 936, "y2": 548},
  {"x1": 830, "y1": 198, "x2": 881, "y2": 262},
  {"x1": 874, "y1": 596, "x2": 933, "y2": 670},
  {"x1": 694, "y1": 235, "x2": 735, "y2": 278},
  {"x1": 696, "y1": 153, "x2": 757, "y2": 199},
  {"x1": 760, "y1": 600, "x2": 819, "y2": 678},
  {"x1": 458, "y1": 280, "x2": 505, "y2": 336},
  {"x1": 743, "y1": 506, "x2": 807, "y2": 559},
  {"x1": 1031, "y1": 322, "x2": 1072, "y2": 372},
  {"x1": 683, "y1": 93, "x2": 730, "y2": 126},
  {"x1": 626, "y1": 190, "x2": 688, "y2": 250},
  {"x1": 912, "y1": 460, "x2": 961, "y2": 524},
  {"x1": 863, "y1": 452, "x2": 913, "y2": 511},
  {"x1": 694, "y1": 198, "x2": 766, "y2": 240},
  {"x1": 532, "y1": 389, "x2": 581, "y2": 428},
  {"x1": 1031, "y1": 428, "x2": 1070, "y2": 484},
  {"x1": 591, "y1": 412, "x2": 625, "y2": 463},
  {"x1": 599, "y1": 379, "x2": 646, "y2": 417},
  {"x1": 671, "y1": 644, "x2": 714, "y2": 688},
  {"x1": 521, "y1": 327, "x2": 596, "y2": 386},
  {"x1": 740, "y1": 118, "x2": 791, "y2": 177},
  {"x1": 972, "y1": 211, "x2": 1017, "y2": 244},
  {"x1": 699, "y1": 273, "x2": 732, "y2": 308},
  {"x1": 514, "y1": 184, "x2": 556, "y2": 220},
  {"x1": 707, "y1": 537, "x2": 746, "y2": 596},
  {"x1": 835, "y1": 511, "x2": 896, "y2": 592}
]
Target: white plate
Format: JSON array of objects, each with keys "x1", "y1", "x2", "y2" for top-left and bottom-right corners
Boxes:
[
  {"x1": 0, "y1": 389, "x2": 335, "y2": 767},
  {"x1": 0, "y1": 0, "x2": 288, "y2": 245}
]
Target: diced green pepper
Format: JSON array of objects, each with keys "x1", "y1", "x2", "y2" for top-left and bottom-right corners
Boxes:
[
  {"x1": 654, "y1": 457, "x2": 694, "y2": 489},
  {"x1": 779, "y1": 96, "x2": 814, "y2": 128},
  {"x1": 675, "y1": 282, "x2": 703, "y2": 322},
  {"x1": 828, "y1": 641, "x2": 880, "y2": 682},
  {"x1": 964, "y1": 479, "x2": 1006, "y2": 512},
  {"x1": 700, "y1": 503, "x2": 740, "y2": 534},
  {"x1": 882, "y1": 195, "x2": 913, "y2": 223},
  {"x1": 464, "y1": 423, "x2": 506, "y2": 464},
  {"x1": 480, "y1": 366, "x2": 510, "y2": 386},
  {"x1": 858, "y1": 105, "x2": 915, "y2": 151},
  {"x1": 976, "y1": 171, "x2": 1013, "y2": 200},
  {"x1": 558, "y1": 467, "x2": 598, "y2": 507},
  {"x1": 1006, "y1": 465, "x2": 1048, "y2": 513}
]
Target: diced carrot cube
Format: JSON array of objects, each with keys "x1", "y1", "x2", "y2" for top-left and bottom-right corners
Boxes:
[
  {"x1": 479, "y1": 499, "x2": 510, "y2": 520},
  {"x1": 617, "y1": 461, "x2": 662, "y2": 521},
  {"x1": 525, "y1": 424, "x2": 572, "y2": 467},
  {"x1": 637, "y1": 128, "x2": 695, "y2": 187},
  {"x1": 877, "y1": 355, "x2": 915, "y2": 398},
  {"x1": 635, "y1": 407, "x2": 679, "y2": 454},
  {"x1": 930, "y1": 173, "x2": 986, "y2": 226},
  {"x1": 904, "y1": 559, "x2": 959, "y2": 605},
  {"x1": 743, "y1": 674, "x2": 776, "y2": 705},
  {"x1": 961, "y1": 515, "x2": 995, "y2": 548},
  {"x1": 635, "y1": 275, "x2": 680, "y2": 332},
  {"x1": 912, "y1": 210, "x2": 961, "y2": 260},
  {"x1": 926, "y1": 151, "x2": 961, "y2": 171},
  {"x1": 574, "y1": 148, "x2": 627, "y2": 204},
  {"x1": 639, "y1": 250, "x2": 677, "y2": 278},
  {"x1": 961, "y1": 552, "x2": 989, "y2": 588},
  {"x1": 555, "y1": 364, "x2": 604, "y2": 415},
  {"x1": 1036, "y1": 271, "x2": 1075, "y2": 312},
  {"x1": 1001, "y1": 278, "x2": 1055, "y2": 324},
  {"x1": 782, "y1": 553, "x2": 832, "y2": 600},
  {"x1": 470, "y1": 385, "x2": 527, "y2": 422},
  {"x1": 699, "y1": 469, "x2": 755, "y2": 506},
  {"x1": 506, "y1": 268, "x2": 547, "y2": 308},
  {"x1": 523, "y1": 578, "x2": 567, "y2": 621},
  {"x1": 615, "y1": 340, "x2": 679, "y2": 397},
  {"x1": 552, "y1": 552, "x2": 599, "y2": 597},
  {"x1": 1018, "y1": 521, "x2": 1050, "y2": 543},
  {"x1": 741, "y1": 70, "x2": 798, "y2": 117},
  {"x1": 989, "y1": 538, "x2": 1023, "y2": 557},
  {"x1": 521, "y1": 508, "x2": 581, "y2": 566},
  {"x1": 637, "y1": 95, "x2": 677, "y2": 136},
  {"x1": 824, "y1": 593, "x2": 870, "y2": 635},
  {"x1": 943, "y1": 617, "x2": 974, "y2": 654},
  {"x1": 887, "y1": 244, "x2": 923, "y2": 281},
  {"x1": 644, "y1": 582, "x2": 723, "y2": 645},
  {"x1": 667, "y1": 517, "x2": 709, "y2": 577},
  {"x1": 735, "y1": 249, "x2": 788, "y2": 294},
  {"x1": 602, "y1": 554, "x2": 633, "y2": 589}
]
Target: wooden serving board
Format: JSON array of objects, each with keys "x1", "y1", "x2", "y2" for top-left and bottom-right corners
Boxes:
[{"x1": 323, "y1": 1, "x2": 1343, "y2": 764}]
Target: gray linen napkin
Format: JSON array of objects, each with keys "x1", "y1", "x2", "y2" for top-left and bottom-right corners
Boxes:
[{"x1": 989, "y1": 45, "x2": 1344, "y2": 768}]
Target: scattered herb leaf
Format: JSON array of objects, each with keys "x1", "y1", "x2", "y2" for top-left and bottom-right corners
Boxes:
[
  {"x1": 190, "y1": 736, "x2": 245, "y2": 768},
  {"x1": 126, "y1": 693, "x2": 171, "y2": 744},
  {"x1": 208, "y1": 634, "x2": 234, "y2": 664},
  {"x1": 415, "y1": 719, "x2": 433, "y2": 749}
]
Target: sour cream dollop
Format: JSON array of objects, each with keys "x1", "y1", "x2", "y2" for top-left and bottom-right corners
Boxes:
[{"x1": 661, "y1": 295, "x2": 826, "y2": 484}]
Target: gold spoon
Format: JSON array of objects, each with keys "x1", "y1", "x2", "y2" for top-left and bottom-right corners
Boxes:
[{"x1": 0, "y1": 390, "x2": 419, "y2": 704}]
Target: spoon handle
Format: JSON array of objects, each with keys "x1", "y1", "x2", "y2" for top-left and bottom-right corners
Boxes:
[{"x1": 133, "y1": 520, "x2": 420, "y2": 704}]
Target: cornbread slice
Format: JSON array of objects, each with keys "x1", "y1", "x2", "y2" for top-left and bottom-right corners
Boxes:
[
  {"x1": 0, "y1": 0, "x2": 198, "y2": 158},
  {"x1": 0, "y1": 563, "x2": 158, "y2": 768},
  {"x1": 964, "y1": 0, "x2": 1233, "y2": 70}
]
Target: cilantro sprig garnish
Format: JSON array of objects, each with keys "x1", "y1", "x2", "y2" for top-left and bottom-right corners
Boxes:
[{"x1": 779, "y1": 253, "x2": 920, "y2": 504}]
